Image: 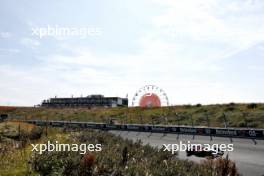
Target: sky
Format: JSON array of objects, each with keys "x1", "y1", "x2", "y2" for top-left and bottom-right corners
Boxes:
[{"x1": 0, "y1": 0, "x2": 264, "y2": 106}]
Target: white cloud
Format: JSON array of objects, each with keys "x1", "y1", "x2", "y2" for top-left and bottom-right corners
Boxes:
[
  {"x1": 148, "y1": 0, "x2": 264, "y2": 61},
  {"x1": 0, "y1": 32, "x2": 11, "y2": 38},
  {"x1": 0, "y1": 48, "x2": 20, "y2": 56},
  {"x1": 20, "y1": 38, "x2": 40, "y2": 48}
]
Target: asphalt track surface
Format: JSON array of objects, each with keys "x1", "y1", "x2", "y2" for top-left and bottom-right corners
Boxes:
[{"x1": 110, "y1": 131, "x2": 264, "y2": 176}]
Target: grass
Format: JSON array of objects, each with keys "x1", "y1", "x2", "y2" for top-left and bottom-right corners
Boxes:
[
  {"x1": 2, "y1": 103, "x2": 264, "y2": 128},
  {"x1": 0, "y1": 121, "x2": 42, "y2": 140},
  {"x1": 0, "y1": 122, "x2": 67, "y2": 176},
  {"x1": 0, "y1": 121, "x2": 239, "y2": 176},
  {"x1": 30, "y1": 129, "x2": 239, "y2": 176},
  {"x1": 0, "y1": 122, "x2": 39, "y2": 176}
]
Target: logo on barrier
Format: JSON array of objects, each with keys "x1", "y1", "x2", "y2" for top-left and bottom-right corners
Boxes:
[
  {"x1": 205, "y1": 129, "x2": 211, "y2": 134},
  {"x1": 249, "y1": 130, "x2": 256, "y2": 137},
  {"x1": 180, "y1": 128, "x2": 196, "y2": 133},
  {"x1": 216, "y1": 129, "x2": 237, "y2": 136}
]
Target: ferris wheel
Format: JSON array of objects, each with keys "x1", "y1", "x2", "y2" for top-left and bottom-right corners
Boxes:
[{"x1": 131, "y1": 85, "x2": 169, "y2": 107}]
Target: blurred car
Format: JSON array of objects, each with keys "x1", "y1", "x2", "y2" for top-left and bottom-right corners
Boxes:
[{"x1": 186, "y1": 146, "x2": 224, "y2": 158}]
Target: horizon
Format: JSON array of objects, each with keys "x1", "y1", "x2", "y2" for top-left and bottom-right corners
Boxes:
[{"x1": 0, "y1": 101, "x2": 263, "y2": 108}]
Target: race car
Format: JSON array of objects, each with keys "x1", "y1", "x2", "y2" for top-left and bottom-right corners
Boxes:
[{"x1": 186, "y1": 146, "x2": 224, "y2": 158}]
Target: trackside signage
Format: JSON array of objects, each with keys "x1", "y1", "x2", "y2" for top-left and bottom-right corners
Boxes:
[{"x1": 24, "y1": 120, "x2": 264, "y2": 139}]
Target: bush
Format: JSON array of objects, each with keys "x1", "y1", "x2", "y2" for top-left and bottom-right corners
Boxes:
[
  {"x1": 201, "y1": 155, "x2": 238, "y2": 176},
  {"x1": 183, "y1": 104, "x2": 192, "y2": 108},
  {"x1": 31, "y1": 130, "x2": 239, "y2": 176},
  {"x1": 32, "y1": 151, "x2": 81, "y2": 175},
  {"x1": 225, "y1": 106, "x2": 235, "y2": 111},
  {"x1": 28, "y1": 126, "x2": 43, "y2": 140},
  {"x1": 247, "y1": 103, "x2": 258, "y2": 109},
  {"x1": 196, "y1": 104, "x2": 202, "y2": 107},
  {"x1": 229, "y1": 102, "x2": 236, "y2": 106},
  {"x1": 237, "y1": 121, "x2": 246, "y2": 127}
]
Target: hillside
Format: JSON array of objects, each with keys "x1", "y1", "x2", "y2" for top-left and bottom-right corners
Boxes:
[{"x1": 1, "y1": 103, "x2": 264, "y2": 128}]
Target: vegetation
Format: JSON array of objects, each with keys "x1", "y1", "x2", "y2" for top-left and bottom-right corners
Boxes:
[
  {"x1": 0, "y1": 122, "x2": 239, "y2": 176},
  {"x1": 31, "y1": 130, "x2": 239, "y2": 176},
  {"x1": 0, "y1": 121, "x2": 42, "y2": 140},
  {"x1": 2, "y1": 103, "x2": 264, "y2": 128},
  {"x1": 0, "y1": 122, "x2": 43, "y2": 175}
]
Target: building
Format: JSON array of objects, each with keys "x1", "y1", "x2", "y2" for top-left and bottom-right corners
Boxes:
[{"x1": 41, "y1": 94, "x2": 128, "y2": 108}]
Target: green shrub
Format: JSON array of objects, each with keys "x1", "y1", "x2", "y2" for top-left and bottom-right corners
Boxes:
[
  {"x1": 247, "y1": 103, "x2": 258, "y2": 109},
  {"x1": 28, "y1": 126, "x2": 43, "y2": 140},
  {"x1": 31, "y1": 130, "x2": 239, "y2": 176},
  {"x1": 196, "y1": 103, "x2": 202, "y2": 107}
]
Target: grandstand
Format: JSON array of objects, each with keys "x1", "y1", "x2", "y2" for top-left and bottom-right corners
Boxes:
[{"x1": 41, "y1": 94, "x2": 128, "y2": 108}]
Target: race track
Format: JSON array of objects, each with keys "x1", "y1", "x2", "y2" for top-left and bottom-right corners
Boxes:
[{"x1": 110, "y1": 131, "x2": 264, "y2": 176}]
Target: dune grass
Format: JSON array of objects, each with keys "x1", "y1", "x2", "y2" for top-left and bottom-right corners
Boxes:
[
  {"x1": 2, "y1": 103, "x2": 264, "y2": 128},
  {"x1": 0, "y1": 121, "x2": 239, "y2": 176}
]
